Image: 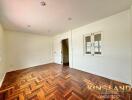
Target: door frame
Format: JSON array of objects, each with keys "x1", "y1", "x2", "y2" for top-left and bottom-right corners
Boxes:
[{"x1": 61, "y1": 38, "x2": 69, "y2": 66}]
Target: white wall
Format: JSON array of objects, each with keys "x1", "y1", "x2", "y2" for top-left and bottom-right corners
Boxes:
[
  {"x1": 54, "y1": 10, "x2": 132, "y2": 85},
  {"x1": 5, "y1": 31, "x2": 53, "y2": 72},
  {"x1": 130, "y1": 6, "x2": 132, "y2": 86},
  {"x1": 0, "y1": 24, "x2": 6, "y2": 86},
  {"x1": 53, "y1": 31, "x2": 73, "y2": 67}
]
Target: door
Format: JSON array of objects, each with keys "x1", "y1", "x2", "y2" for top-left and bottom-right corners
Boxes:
[{"x1": 61, "y1": 39, "x2": 69, "y2": 66}]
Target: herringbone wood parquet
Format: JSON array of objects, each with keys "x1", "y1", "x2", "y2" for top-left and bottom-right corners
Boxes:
[{"x1": 0, "y1": 63, "x2": 131, "y2": 100}]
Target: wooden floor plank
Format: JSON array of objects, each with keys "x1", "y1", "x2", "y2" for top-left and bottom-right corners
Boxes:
[{"x1": 0, "y1": 63, "x2": 131, "y2": 100}]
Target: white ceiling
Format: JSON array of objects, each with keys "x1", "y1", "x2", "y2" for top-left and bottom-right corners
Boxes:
[{"x1": 0, "y1": 0, "x2": 132, "y2": 35}]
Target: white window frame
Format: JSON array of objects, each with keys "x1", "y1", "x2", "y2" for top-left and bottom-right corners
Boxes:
[{"x1": 83, "y1": 31, "x2": 103, "y2": 56}]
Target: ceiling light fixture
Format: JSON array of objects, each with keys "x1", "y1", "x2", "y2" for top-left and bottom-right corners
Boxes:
[
  {"x1": 27, "y1": 25, "x2": 31, "y2": 28},
  {"x1": 68, "y1": 17, "x2": 72, "y2": 21},
  {"x1": 40, "y1": 1, "x2": 46, "y2": 6},
  {"x1": 48, "y1": 30, "x2": 51, "y2": 33}
]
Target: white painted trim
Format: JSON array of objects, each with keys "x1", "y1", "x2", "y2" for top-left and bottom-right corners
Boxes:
[{"x1": 0, "y1": 73, "x2": 6, "y2": 88}]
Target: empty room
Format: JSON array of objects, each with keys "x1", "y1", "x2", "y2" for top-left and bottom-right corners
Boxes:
[{"x1": 0, "y1": 0, "x2": 132, "y2": 100}]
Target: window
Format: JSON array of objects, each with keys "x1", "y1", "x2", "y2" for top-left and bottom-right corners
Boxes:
[
  {"x1": 85, "y1": 36, "x2": 91, "y2": 54},
  {"x1": 94, "y1": 33, "x2": 101, "y2": 54},
  {"x1": 84, "y1": 32, "x2": 102, "y2": 56}
]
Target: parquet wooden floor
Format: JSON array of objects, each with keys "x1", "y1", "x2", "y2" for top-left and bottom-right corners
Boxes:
[{"x1": 0, "y1": 63, "x2": 131, "y2": 100}]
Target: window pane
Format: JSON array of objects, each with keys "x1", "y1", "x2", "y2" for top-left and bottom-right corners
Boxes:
[
  {"x1": 85, "y1": 36, "x2": 91, "y2": 54},
  {"x1": 94, "y1": 34, "x2": 101, "y2": 41},
  {"x1": 94, "y1": 33, "x2": 101, "y2": 54},
  {"x1": 85, "y1": 36, "x2": 91, "y2": 42}
]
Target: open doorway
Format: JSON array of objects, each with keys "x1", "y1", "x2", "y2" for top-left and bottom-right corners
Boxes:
[{"x1": 61, "y1": 39, "x2": 69, "y2": 66}]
